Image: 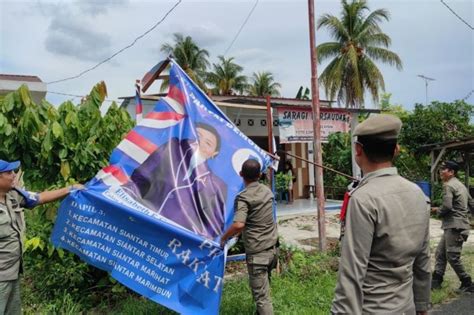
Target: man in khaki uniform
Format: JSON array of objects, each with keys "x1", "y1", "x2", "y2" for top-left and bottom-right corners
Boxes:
[
  {"x1": 331, "y1": 114, "x2": 431, "y2": 315},
  {"x1": 431, "y1": 160, "x2": 474, "y2": 292},
  {"x1": 0, "y1": 159, "x2": 83, "y2": 315},
  {"x1": 221, "y1": 159, "x2": 278, "y2": 315}
]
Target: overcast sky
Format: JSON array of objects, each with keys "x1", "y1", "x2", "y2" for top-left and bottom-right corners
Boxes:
[{"x1": 1, "y1": 0, "x2": 473, "y2": 111}]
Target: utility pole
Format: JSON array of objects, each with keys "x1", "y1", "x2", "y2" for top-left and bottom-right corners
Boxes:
[
  {"x1": 307, "y1": 0, "x2": 326, "y2": 252},
  {"x1": 350, "y1": 112, "x2": 362, "y2": 179},
  {"x1": 417, "y1": 74, "x2": 435, "y2": 105}
]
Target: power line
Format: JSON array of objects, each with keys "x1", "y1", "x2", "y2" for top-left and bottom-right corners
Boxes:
[
  {"x1": 223, "y1": 0, "x2": 259, "y2": 56},
  {"x1": 48, "y1": 91, "x2": 82, "y2": 98},
  {"x1": 47, "y1": 0, "x2": 182, "y2": 85},
  {"x1": 462, "y1": 89, "x2": 474, "y2": 101},
  {"x1": 48, "y1": 91, "x2": 116, "y2": 103},
  {"x1": 440, "y1": 0, "x2": 474, "y2": 30}
]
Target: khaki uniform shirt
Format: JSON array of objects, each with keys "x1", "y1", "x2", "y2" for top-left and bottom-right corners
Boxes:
[
  {"x1": 438, "y1": 177, "x2": 471, "y2": 230},
  {"x1": 331, "y1": 168, "x2": 431, "y2": 315},
  {"x1": 233, "y1": 182, "x2": 277, "y2": 254},
  {"x1": 0, "y1": 189, "x2": 39, "y2": 281}
]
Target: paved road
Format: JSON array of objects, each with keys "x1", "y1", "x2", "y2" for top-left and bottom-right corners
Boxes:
[
  {"x1": 431, "y1": 293, "x2": 473, "y2": 314},
  {"x1": 276, "y1": 198, "x2": 341, "y2": 217}
]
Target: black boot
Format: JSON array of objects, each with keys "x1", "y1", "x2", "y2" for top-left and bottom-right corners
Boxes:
[
  {"x1": 458, "y1": 276, "x2": 474, "y2": 293},
  {"x1": 431, "y1": 273, "x2": 443, "y2": 290}
]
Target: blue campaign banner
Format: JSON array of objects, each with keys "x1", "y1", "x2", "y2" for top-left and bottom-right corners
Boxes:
[{"x1": 51, "y1": 59, "x2": 272, "y2": 314}]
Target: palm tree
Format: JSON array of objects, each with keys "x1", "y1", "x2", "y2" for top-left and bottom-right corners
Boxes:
[
  {"x1": 296, "y1": 86, "x2": 311, "y2": 100},
  {"x1": 160, "y1": 33, "x2": 210, "y2": 91},
  {"x1": 247, "y1": 71, "x2": 281, "y2": 97},
  {"x1": 207, "y1": 56, "x2": 248, "y2": 95},
  {"x1": 317, "y1": 0, "x2": 402, "y2": 108}
]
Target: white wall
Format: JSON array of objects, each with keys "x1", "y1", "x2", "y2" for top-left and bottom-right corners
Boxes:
[{"x1": 0, "y1": 80, "x2": 47, "y2": 104}]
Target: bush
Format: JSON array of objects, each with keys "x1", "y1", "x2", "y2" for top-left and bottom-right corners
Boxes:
[
  {"x1": 0, "y1": 84, "x2": 134, "y2": 308},
  {"x1": 275, "y1": 172, "x2": 291, "y2": 193},
  {"x1": 322, "y1": 132, "x2": 353, "y2": 199}
]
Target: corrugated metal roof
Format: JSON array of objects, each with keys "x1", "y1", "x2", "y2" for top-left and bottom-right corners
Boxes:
[
  {"x1": 417, "y1": 137, "x2": 474, "y2": 152},
  {"x1": 0, "y1": 74, "x2": 43, "y2": 82},
  {"x1": 118, "y1": 93, "x2": 380, "y2": 113}
]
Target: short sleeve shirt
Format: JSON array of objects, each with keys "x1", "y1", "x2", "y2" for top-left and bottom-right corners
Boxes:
[
  {"x1": 233, "y1": 182, "x2": 277, "y2": 254},
  {"x1": 440, "y1": 177, "x2": 471, "y2": 230},
  {"x1": 0, "y1": 188, "x2": 39, "y2": 281}
]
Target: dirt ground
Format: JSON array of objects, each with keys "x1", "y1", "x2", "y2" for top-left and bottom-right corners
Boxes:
[
  {"x1": 225, "y1": 213, "x2": 474, "y2": 278},
  {"x1": 277, "y1": 212, "x2": 474, "y2": 251}
]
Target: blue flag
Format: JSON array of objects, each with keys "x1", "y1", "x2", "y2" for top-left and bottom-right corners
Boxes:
[{"x1": 51, "y1": 59, "x2": 272, "y2": 314}]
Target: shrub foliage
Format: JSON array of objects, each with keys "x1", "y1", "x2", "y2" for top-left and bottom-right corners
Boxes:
[{"x1": 0, "y1": 84, "x2": 134, "y2": 309}]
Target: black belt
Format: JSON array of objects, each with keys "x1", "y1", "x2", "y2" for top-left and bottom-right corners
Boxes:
[{"x1": 264, "y1": 241, "x2": 280, "y2": 251}]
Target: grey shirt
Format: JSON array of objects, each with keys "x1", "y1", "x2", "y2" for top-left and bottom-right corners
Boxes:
[
  {"x1": 438, "y1": 177, "x2": 471, "y2": 230},
  {"x1": 0, "y1": 189, "x2": 39, "y2": 281},
  {"x1": 331, "y1": 167, "x2": 431, "y2": 314},
  {"x1": 233, "y1": 182, "x2": 278, "y2": 255}
]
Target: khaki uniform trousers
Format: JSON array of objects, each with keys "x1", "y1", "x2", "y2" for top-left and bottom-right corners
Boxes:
[
  {"x1": 0, "y1": 279, "x2": 21, "y2": 315},
  {"x1": 434, "y1": 228, "x2": 470, "y2": 280},
  {"x1": 246, "y1": 247, "x2": 278, "y2": 315}
]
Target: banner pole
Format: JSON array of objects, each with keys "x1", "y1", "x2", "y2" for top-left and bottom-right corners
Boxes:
[
  {"x1": 135, "y1": 79, "x2": 143, "y2": 122},
  {"x1": 266, "y1": 95, "x2": 274, "y2": 188}
]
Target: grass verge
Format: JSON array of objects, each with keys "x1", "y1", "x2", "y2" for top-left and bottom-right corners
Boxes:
[
  {"x1": 430, "y1": 246, "x2": 474, "y2": 306},
  {"x1": 21, "y1": 244, "x2": 473, "y2": 314}
]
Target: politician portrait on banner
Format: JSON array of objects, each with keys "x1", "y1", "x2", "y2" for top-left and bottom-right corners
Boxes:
[{"x1": 124, "y1": 122, "x2": 227, "y2": 239}]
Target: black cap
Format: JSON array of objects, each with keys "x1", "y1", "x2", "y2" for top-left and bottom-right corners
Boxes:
[{"x1": 441, "y1": 160, "x2": 460, "y2": 172}]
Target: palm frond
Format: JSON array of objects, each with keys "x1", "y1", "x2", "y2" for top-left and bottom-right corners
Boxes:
[
  {"x1": 316, "y1": 42, "x2": 343, "y2": 64},
  {"x1": 365, "y1": 47, "x2": 402, "y2": 70},
  {"x1": 342, "y1": 0, "x2": 369, "y2": 36},
  {"x1": 355, "y1": 8, "x2": 390, "y2": 36},
  {"x1": 159, "y1": 33, "x2": 210, "y2": 88},
  {"x1": 317, "y1": 14, "x2": 349, "y2": 41},
  {"x1": 359, "y1": 32, "x2": 391, "y2": 48},
  {"x1": 206, "y1": 55, "x2": 247, "y2": 95},
  {"x1": 248, "y1": 71, "x2": 281, "y2": 97},
  {"x1": 160, "y1": 43, "x2": 174, "y2": 55},
  {"x1": 360, "y1": 56, "x2": 385, "y2": 104},
  {"x1": 319, "y1": 56, "x2": 344, "y2": 102}
]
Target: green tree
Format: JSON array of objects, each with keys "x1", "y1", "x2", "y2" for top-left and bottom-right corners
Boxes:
[
  {"x1": 400, "y1": 100, "x2": 474, "y2": 152},
  {"x1": 376, "y1": 93, "x2": 425, "y2": 181},
  {"x1": 160, "y1": 33, "x2": 210, "y2": 91},
  {"x1": 247, "y1": 71, "x2": 281, "y2": 97},
  {"x1": 317, "y1": 0, "x2": 402, "y2": 108},
  {"x1": 206, "y1": 56, "x2": 248, "y2": 95},
  {"x1": 0, "y1": 84, "x2": 134, "y2": 305},
  {"x1": 379, "y1": 92, "x2": 409, "y2": 120},
  {"x1": 394, "y1": 100, "x2": 473, "y2": 183},
  {"x1": 0, "y1": 82, "x2": 133, "y2": 187},
  {"x1": 322, "y1": 132, "x2": 353, "y2": 198},
  {"x1": 296, "y1": 86, "x2": 311, "y2": 100}
]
